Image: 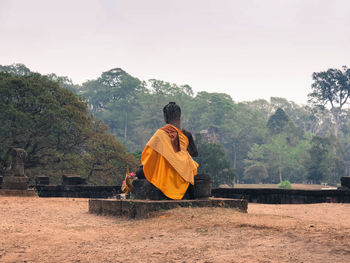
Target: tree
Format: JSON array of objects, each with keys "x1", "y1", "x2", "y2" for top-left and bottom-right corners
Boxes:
[
  {"x1": 305, "y1": 136, "x2": 332, "y2": 184},
  {"x1": 0, "y1": 72, "x2": 91, "y2": 179},
  {"x1": 0, "y1": 71, "x2": 137, "y2": 184},
  {"x1": 46, "y1": 73, "x2": 78, "y2": 93},
  {"x1": 262, "y1": 135, "x2": 291, "y2": 183},
  {"x1": 222, "y1": 102, "x2": 267, "y2": 182},
  {"x1": 84, "y1": 121, "x2": 138, "y2": 185},
  {"x1": 267, "y1": 108, "x2": 290, "y2": 134},
  {"x1": 79, "y1": 68, "x2": 145, "y2": 145},
  {"x1": 195, "y1": 136, "x2": 236, "y2": 187},
  {"x1": 308, "y1": 66, "x2": 350, "y2": 137},
  {"x1": 243, "y1": 164, "x2": 268, "y2": 184},
  {"x1": 0, "y1": 63, "x2": 32, "y2": 76},
  {"x1": 305, "y1": 135, "x2": 344, "y2": 184},
  {"x1": 245, "y1": 99, "x2": 272, "y2": 121},
  {"x1": 267, "y1": 107, "x2": 304, "y2": 146}
]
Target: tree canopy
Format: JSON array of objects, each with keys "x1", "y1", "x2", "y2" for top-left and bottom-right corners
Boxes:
[
  {"x1": 308, "y1": 66, "x2": 350, "y2": 137},
  {"x1": 0, "y1": 71, "x2": 137, "y2": 184}
]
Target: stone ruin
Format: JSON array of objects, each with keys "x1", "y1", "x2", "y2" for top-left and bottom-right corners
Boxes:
[
  {"x1": 61, "y1": 174, "x2": 86, "y2": 185},
  {"x1": 2, "y1": 148, "x2": 29, "y2": 190},
  {"x1": 340, "y1": 176, "x2": 350, "y2": 190}
]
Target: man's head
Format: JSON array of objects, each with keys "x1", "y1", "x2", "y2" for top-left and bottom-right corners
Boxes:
[{"x1": 163, "y1": 102, "x2": 181, "y2": 124}]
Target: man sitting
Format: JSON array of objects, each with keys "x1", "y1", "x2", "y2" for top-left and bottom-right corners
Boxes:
[{"x1": 140, "y1": 102, "x2": 199, "y2": 200}]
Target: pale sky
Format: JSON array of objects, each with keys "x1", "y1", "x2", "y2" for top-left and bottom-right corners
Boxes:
[{"x1": 1, "y1": 0, "x2": 349, "y2": 104}]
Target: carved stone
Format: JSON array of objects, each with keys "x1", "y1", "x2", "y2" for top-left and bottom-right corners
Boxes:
[
  {"x1": 2, "y1": 176, "x2": 29, "y2": 190},
  {"x1": 2, "y1": 148, "x2": 29, "y2": 190},
  {"x1": 35, "y1": 176, "x2": 50, "y2": 186},
  {"x1": 9, "y1": 148, "x2": 27, "y2": 176},
  {"x1": 62, "y1": 174, "x2": 86, "y2": 185},
  {"x1": 192, "y1": 174, "x2": 213, "y2": 199}
]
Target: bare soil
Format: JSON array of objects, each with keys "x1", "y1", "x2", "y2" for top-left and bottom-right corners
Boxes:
[{"x1": 1, "y1": 196, "x2": 350, "y2": 263}]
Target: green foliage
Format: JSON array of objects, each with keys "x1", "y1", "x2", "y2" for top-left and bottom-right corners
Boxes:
[
  {"x1": 0, "y1": 71, "x2": 137, "y2": 184},
  {"x1": 195, "y1": 136, "x2": 236, "y2": 187},
  {"x1": 243, "y1": 164, "x2": 268, "y2": 184},
  {"x1": 279, "y1": 180, "x2": 292, "y2": 189},
  {"x1": 308, "y1": 66, "x2": 350, "y2": 137},
  {"x1": 267, "y1": 108, "x2": 290, "y2": 134},
  {"x1": 0, "y1": 63, "x2": 32, "y2": 76},
  {"x1": 305, "y1": 136, "x2": 344, "y2": 184},
  {"x1": 308, "y1": 66, "x2": 350, "y2": 109},
  {"x1": 131, "y1": 151, "x2": 142, "y2": 162}
]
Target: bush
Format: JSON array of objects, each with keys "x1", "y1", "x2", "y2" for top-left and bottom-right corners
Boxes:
[{"x1": 279, "y1": 180, "x2": 292, "y2": 189}]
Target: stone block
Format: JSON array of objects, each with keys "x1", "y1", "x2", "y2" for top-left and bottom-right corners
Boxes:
[
  {"x1": 101, "y1": 199, "x2": 122, "y2": 216},
  {"x1": 89, "y1": 199, "x2": 103, "y2": 214},
  {"x1": 341, "y1": 176, "x2": 350, "y2": 188},
  {"x1": 193, "y1": 174, "x2": 212, "y2": 199},
  {"x1": 35, "y1": 176, "x2": 49, "y2": 185},
  {"x1": 89, "y1": 198, "x2": 248, "y2": 219},
  {"x1": 62, "y1": 174, "x2": 86, "y2": 185},
  {"x1": 0, "y1": 189, "x2": 36, "y2": 196},
  {"x1": 2, "y1": 176, "x2": 29, "y2": 190}
]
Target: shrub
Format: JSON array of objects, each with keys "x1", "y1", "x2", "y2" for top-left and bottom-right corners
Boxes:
[{"x1": 279, "y1": 180, "x2": 292, "y2": 189}]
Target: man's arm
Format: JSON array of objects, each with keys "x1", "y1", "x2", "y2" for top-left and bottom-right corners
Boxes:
[{"x1": 182, "y1": 129, "x2": 198, "y2": 157}]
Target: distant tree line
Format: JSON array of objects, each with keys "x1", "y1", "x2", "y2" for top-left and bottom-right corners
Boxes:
[{"x1": 1, "y1": 63, "x2": 349, "y2": 186}]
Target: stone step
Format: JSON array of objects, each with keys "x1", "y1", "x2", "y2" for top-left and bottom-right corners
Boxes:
[
  {"x1": 0, "y1": 189, "x2": 37, "y2": 196},
  {"x1": 89, "y1": 198, "x2": 248, "y2": 219}
]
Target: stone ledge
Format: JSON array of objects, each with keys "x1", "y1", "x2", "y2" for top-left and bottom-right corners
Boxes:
[
  {"x1": 89, "y1": 198, "x2": 248, "y2": 219},
  {"x1": 212, "y1": 188, "x2": 350, "y2": 204},
  {"x1": 0, "y1": 189, "x2": 37, "y2": 197}
]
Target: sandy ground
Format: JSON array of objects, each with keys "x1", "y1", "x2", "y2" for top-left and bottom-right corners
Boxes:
[{"x1": 1, "y1": 197, "x2": 350, "y2": 263}]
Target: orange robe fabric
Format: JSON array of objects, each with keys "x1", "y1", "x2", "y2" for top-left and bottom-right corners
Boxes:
[{"x1": 141, "y1": 124, "x2": 198, "y2": 199}]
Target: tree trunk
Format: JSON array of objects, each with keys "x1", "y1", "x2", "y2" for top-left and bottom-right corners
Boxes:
[
  {"x1": 233, "y1": 148, "x2": 237, "y2": 169},
  {"x1": 332, "y1": 107, "x2": 341, "y2": 138},
  {"x1": 124, "y1": 110, "x2": 128, "y2": 141},
  {"x1": 279, "y1": 168, "x2": 282, "y2": 183}
]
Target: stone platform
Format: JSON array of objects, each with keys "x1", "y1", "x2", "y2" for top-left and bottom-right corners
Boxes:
[
  {"x1": 212, "y1": 188, "x2": 350, "y2": 204},
  {"x1": 89, "y1": 198, "x2": 248, "y2": 219},
  {"x1": 0, "y1": 189, "x2": 37, "y2": 196}
]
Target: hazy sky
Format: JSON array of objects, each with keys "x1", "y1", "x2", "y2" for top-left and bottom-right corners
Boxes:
[{"x1": 1, "y1": 0, "x2": 349, "y2": 104}]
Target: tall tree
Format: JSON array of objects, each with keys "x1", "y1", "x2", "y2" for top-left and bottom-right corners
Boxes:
[
  {"x1": 305, "y1": 136, "x2": 333, "y2": 184},
  {"x1": 308, "y1": 66, "x2": 350, "y2": 137},
  {"x1": 267, "y1": 108, "x2": 290, "y2": 134},
  {"x1": 79, "y1": 68, "x2": 145, "y2": 145}
]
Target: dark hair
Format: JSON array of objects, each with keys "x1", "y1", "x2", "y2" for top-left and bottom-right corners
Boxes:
[{"x1": 163, "y1": 102, "x2": 181, "y2": 124}]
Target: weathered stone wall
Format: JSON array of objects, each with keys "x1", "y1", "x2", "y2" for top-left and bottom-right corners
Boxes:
[
  {"x1": 35, "y1": 185, "x2": 122, "y2": 198},
  {"x1": 212, "y1": 188, "x2": 350, "y2": 204}
]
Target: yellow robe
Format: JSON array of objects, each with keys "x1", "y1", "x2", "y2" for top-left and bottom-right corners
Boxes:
[{"x1": 141, "y1": 125, "x2": 198, "y2": 199}]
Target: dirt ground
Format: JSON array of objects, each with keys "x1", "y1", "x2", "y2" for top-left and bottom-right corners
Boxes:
[{"x1": 1, "y1": 197, "x2": 349, "y2": 263}]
